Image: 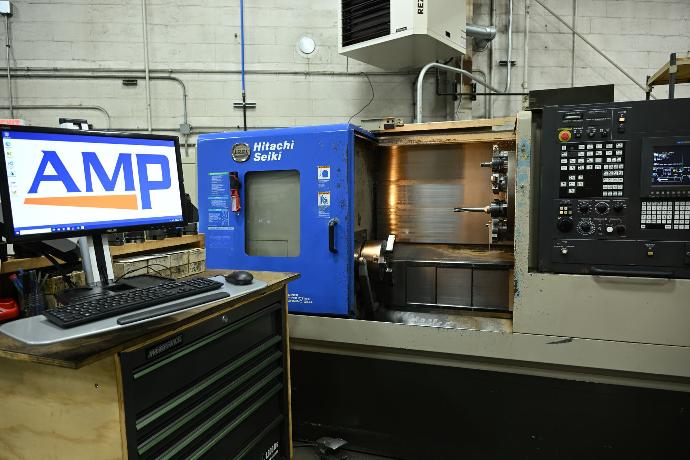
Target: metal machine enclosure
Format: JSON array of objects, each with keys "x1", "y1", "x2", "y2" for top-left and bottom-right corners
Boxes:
[
  {"x1": 338, "y1": 0, "x2": 466, "y2": 70},
  {"x1": 537, "y1": 99, "x2": 690, "y2": 278},
  {"x1": 197, "y1": 125, "x2": 376, "y2": 316},
  {"x1": 515, "y1": 106, "x2": 690, "y2": 348}
]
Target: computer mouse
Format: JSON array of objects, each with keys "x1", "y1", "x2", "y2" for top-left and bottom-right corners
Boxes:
[{"x1": 225, "y1": 270, "x2": 254, "y2": 285}]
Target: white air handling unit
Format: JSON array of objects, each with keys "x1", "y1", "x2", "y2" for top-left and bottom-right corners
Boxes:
[{"x1": 339, "y1": 0, "x2": 466, "y2": 70}]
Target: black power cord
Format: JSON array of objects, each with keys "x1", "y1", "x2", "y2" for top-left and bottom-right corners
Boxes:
[
  {"x1": 115, "y1": 263, "x2": 173, "y2": 283},
  {"x1": 347, "y1": 72, "x2": 375, "y2": 125}
]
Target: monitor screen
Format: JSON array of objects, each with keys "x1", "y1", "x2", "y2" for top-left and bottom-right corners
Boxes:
[
  {"x1": 652, "y1": 145, "x2": 690, "y2": 186},
  {"x1": 0, "y1": 127, "x2": 185, "y2": 241}
]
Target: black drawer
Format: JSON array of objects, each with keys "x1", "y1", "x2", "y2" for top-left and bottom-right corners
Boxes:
[{"x1": 119, "y1": 289, "x2": 290, "y2": 459}]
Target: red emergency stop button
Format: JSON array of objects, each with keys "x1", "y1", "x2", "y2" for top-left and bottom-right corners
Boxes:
[{"x1": 558, "y1": 130, "x2": 572, "y2": 142}]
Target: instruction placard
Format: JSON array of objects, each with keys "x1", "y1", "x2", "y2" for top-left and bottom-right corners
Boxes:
[
  {"x1": 318, "y1": 191, "x2": 331, "y2": 218},
  {"x1": 317, "y1": 165, "x2": 331, "y2": 181}
]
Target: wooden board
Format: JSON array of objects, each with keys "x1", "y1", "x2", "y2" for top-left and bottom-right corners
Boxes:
[
  {"x1": 647, "y1": 56, "x2": 690, "y2": 87},
  {"x1": 371, "y1": 116, "x2": 516, "y2": 134},
  {"x1": 109, "y1": 234, "x2": 204, "y2": 257},
  {"x1": 377, "y1": 130, "x2": 516, "y2": 147},
  {"x1": 0, "y1": 234, "x2": 206, "y2": 274},
  {"x1": 0, "y1": 355, "x2": 123, "y2": 460},
  {"x1": 0, "y1": 271, "x2": 299, "y2": 368}
]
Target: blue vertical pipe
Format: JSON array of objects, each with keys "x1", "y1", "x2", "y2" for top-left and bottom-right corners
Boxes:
[{"x1": 240, "y1": 0, "x2": 247, "y2": 130}]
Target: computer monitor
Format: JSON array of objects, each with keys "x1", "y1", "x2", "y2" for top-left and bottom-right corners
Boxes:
[{"x1": 0, "y1": 126, "x2": 186, "y2": 243}]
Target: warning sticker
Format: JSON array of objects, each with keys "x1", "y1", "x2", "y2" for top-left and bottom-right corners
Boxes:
[
  {"x1": 318, "y1": 191, "x2": 330, "y2": 218},
  {"x1": 318, "y1": 165, "x2": 331, "y2": 181}
]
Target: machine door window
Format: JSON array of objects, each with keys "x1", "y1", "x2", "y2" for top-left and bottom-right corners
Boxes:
[{"x1": 245, "y1": 170, "x2": 300, "y2": 257}]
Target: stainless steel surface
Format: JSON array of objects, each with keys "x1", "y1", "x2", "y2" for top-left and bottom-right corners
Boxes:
[
  {"x1": 406, "y1": 266, "x2": 436, "y2": 304},
  {"x1": 378, "y1": 243, "x2": 512, "y2": 311},
  {"x1": 0, "y1": 277, "x2": 267, "y2": 345},
  {"x1": 377, "y1": 144, "x2": 498, "y2": 245},
  {"x1": 437, "y1": 267, "x2": 472, "y2": 306},
  {"x1": 472, "y1": 269, "x2": 510, "y2": 309},
  {"x1": 390, "y1": 243, "x2": 514, "y2": 266}
]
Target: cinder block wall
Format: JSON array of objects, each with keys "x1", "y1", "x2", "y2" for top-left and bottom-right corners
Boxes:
[
  {"x1": 472, "y1": 0, "x2": 690, "y2": 117},
  {"x1": 0, "y1": 0, "x2": 687, "y2": 203}
]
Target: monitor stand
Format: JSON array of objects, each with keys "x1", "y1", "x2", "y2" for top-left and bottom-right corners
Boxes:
[
  {"x1": 79, "y1": 234, "x2": 114, "y2": 286},
  {"x1": 58, "y1": 234, "x2": 167, "y2": 304}
]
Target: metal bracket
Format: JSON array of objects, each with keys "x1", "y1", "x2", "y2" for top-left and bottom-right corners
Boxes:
[{"x1": 232, "y1": 101, "x2": 257, "y2": 110}]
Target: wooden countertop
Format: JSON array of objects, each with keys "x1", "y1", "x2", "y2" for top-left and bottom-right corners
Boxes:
[{"x1": 0, "y1": 270, "x2": 299, "y2": 369}]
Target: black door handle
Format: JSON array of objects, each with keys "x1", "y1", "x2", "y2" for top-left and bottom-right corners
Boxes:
[
  {"x1": 328, "y1": 218, "x2": 339, "y2": 253},
  {"x1": 591, "y1": 266, "x2": 674, "y2": 278}
]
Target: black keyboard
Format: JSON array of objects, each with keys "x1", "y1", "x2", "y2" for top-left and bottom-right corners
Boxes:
[{"x1": 45, "y1": 278, "x2": 225, "y2": 328}]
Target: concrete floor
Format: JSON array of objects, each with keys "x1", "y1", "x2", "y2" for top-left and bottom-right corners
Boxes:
[{"x1": 293, "y1": 444, "x2": 396, "y2": 460}]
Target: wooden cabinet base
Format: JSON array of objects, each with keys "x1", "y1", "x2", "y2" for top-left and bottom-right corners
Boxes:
[
  {"x1": 0, "y1": 356, "x2": 123, "y2": 459},
  {"x1": 0, "y1": 272, "x2": 296, "y2": 460}
]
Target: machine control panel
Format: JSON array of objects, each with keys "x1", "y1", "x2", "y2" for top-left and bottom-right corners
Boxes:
[
  {"x1": 538, "y1": 99, "x2": 690, "y2": 278},
  {"x1": 558, "y1": 141, "x2": 625, "y2": 197}
]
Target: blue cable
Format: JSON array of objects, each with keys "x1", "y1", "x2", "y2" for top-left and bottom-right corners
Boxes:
[{"x1": 240, "y1": 0, "x2": 246, "y2": 95}]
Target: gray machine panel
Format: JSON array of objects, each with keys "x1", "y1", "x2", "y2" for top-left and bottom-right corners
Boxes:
[{"x1": 514, "y1": 109, "x2": 690, "y2": 347}]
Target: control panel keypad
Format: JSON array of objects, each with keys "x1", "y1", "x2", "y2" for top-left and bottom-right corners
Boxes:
[
  {"x1": 559, "y1": 142, "x2": 625, "y2": 198},
  {"x1": 641, "y1": 201, "x2": 690, "y2": 230}
]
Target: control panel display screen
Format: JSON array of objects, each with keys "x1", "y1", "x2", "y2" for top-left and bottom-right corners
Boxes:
[{"x1": 652, "y1": 145, "x2": 690, "y2": 186}]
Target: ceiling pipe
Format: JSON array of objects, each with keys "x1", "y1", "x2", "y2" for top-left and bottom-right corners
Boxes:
[
  {"x1": 416, "y1": 62, "x2": 501, "y2": 123},
  {"x1": 140, "y1": 0, "x2": 152, "y2": 133},
  {"x1": 0, "y1": 104, "x2": 112, "y2": 128},
  {"x1": 466, "y1": 23, "x2": 497, "y2": 50}
]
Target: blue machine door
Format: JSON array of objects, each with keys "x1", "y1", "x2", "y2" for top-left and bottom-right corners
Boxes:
[{"x1": 198, "y1": 125, "x2": 354, "y2": 315}]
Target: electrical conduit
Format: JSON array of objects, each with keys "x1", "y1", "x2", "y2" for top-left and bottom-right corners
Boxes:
[
  {"x1": 141, "y1": 0, "x2": 152, "y2": 132},
  {"x1": 240, "y1": 0, "x2": 247, "y2": 131}
]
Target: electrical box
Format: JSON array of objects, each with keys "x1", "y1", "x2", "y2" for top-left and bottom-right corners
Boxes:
[{"x1": 339, "y1": 0, "x2": 466, "y2": 70}]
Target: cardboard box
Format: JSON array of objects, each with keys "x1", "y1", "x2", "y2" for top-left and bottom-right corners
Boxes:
[
  {"x1": 166, "y1": 250, "x2": 190, "y2": 268},
  {"x1": 112, "y1": 255, "x2": 150, "y2": 279},
  {"x1": 188, "y1": 248, "x2": 205, "y2": 263},
  {"x1": 169, "y1": 263, "x2": 190, "y2": 279},
  {"x1": 189, "y1": 260, "x2": 206, "y2": 275}
]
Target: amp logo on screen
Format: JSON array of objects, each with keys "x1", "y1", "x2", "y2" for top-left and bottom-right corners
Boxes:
[{"x1": 25, "y1": 151, "x2": 171, "y2": 210}]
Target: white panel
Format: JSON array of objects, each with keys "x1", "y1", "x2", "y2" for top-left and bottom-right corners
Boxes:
[{"x1": 339, "y1": 0, "x2": 466, "y2": 71}]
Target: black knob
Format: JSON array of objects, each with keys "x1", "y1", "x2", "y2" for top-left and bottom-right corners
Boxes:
[
  {"x1": 580, "y1": 222, "x2": 592, "y2": 233},
  {"x1": 557, "y1": 217, "x2": 574, "y2": 232},
  {"x1": 579, "y1": 203, "x2": 591, "y2": 213},
  {"x1": 616, "y1": 225, "x2": 626, "y2": 236},
  {"x1": 613, "y1": 202, "x2": 625, "y2": 212},
  {"x1": 595, "y1": 202, "x2": 609, "y2": 214}
]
